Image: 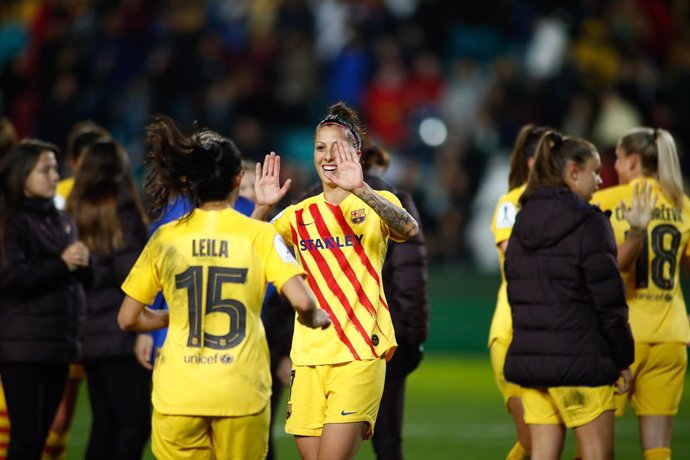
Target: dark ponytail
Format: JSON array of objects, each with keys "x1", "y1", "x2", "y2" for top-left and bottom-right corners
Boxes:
[
  {"x1": 144, "y1": 115, "x2": 243, "y2": 220},
  {"x1": 523, "y1": 131, "x2": 597, "y2": 200},
  {"x1": 508, "y1": 124, "x2": 549, "y2": 191}
]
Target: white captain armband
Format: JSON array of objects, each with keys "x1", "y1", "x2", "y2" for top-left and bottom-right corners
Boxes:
[{"x1": 274, "y1": 235, "x2": 298, "y2": 264}]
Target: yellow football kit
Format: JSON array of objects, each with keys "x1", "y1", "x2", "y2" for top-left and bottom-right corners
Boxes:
[
  {"x1": 122, "y1": 207, "x2": 303, "y2": 419},
  {"x1": 272, "y1": 190, "x2": 402, "y2": 436},
  {"x1": 594, "y1": 178, "x2": 690, "y2": 416},
  {"x1": 272, "y1": 191, "x2": 401, "y2": 365},
  {"x1": 53, "y1": 177, "x2": 74, "y2": 210},
  {"x1": 489, "y1": 184, "x2": 526, "y2": 405}
]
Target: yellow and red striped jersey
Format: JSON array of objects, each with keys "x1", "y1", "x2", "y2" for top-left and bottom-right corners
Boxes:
[
  {"x1": 122, "y1": 207, "x2": 304, "y2": 416},
  {"x1": 272, "y1": 191, "x2": 403, "y2": 365}
]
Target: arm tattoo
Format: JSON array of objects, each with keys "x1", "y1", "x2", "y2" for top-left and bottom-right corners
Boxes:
[{"x1": 357, "y1": 189, "x2": 418, "y2": 239}]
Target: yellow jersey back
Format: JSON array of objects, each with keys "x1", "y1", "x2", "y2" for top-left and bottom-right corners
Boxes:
[
  {"x1": 122, "y1": 207, "x2": 304, "y2": 416},
  {"x1": 594, "y1": 178, "x2": 690, "y2": 343}
]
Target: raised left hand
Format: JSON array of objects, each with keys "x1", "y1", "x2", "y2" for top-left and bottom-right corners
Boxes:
[
  {"x1": 622, "y1": 181, "x2": 657, "y2": 232},
  {"x1": 323, "y1": 139, "x2": 363, "y2": 192}
]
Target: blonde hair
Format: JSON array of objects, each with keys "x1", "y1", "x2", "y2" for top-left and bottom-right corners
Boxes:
[{"x1": 618, "y1": 127, "x2": 684, "y2": 208}]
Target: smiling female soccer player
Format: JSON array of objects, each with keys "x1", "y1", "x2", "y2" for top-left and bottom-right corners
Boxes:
[
  {"x1": 252, "y1": 102, "x2": 419, "y2": 460},
  {"x1": 594, "y1": 128, "x2": 690, "y2": 460}
]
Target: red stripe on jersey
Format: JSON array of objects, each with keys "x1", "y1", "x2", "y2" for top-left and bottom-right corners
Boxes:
[
  {"x1": 289, "y1": 224, "x2": 298, "y2": 246},
  {"x1": 328, "y1": 204, "x2": 389, "y2": 312},
  {"x1": 297, "y1": 243, "x2": 360, "y2": 360},
  {"x1": 309, "y1": 204, "x2": 376, "y2": 316},
  {"x1": 296, "y1": 209, "x2": 378, "y2": 357},
  {"x1": 0, "y1": 427, "x2": 7, "y2": 434},
  {"x1": 295, "y1": 211, "x2": 360, "y2": 360}
]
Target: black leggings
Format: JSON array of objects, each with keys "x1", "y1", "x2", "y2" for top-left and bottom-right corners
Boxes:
[
  {"x1": 0, "y1": 362, "x2": 69, "y2": 460},
  {"x1": 372, "y1": 342, "x2": 423, "y2": 460},
  {"x1": 83, "y1": 356, "x2": 151, "y2": 460}
]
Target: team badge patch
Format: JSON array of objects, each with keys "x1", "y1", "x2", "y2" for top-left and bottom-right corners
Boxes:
[{"x1": 350, "y1": 208, "x2": 366, "y2": 224}]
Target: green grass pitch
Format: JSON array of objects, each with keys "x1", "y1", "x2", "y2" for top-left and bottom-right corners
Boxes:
[{"x1": 66, "y1": 353, "x2": 690, "y2": 459}]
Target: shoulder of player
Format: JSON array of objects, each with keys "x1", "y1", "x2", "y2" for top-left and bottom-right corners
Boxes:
[{"x1": 593, "y1": 183, "x2": 628, "y2": 205}]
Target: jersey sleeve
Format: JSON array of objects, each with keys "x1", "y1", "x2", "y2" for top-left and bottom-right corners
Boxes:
[
  {"x1": 491, "y1": 194, "x2": 517, "y2": 245},
  {"x1": 270, "y1": 205, "x2": 295, "y2": 246},
  {"x1": 259, "y1": 227, "x2": 305, "y2": 293},
  {"x1": 121, "y1": 239, "x2": 161, "y2": 305},
  {"x1": 376, "y1": 190, "x2": 406, "y2": 243}
]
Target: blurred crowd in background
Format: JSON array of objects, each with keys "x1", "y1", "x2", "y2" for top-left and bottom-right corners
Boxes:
[{"x1": 1, "y1": 0, "x2": 689, "y2": 268}]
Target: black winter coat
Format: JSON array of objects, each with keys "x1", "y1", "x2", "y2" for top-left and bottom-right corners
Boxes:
[
  {"x1": 0, "y1": 198, "x2": 89, "y2": 363},
  {"x1": 81, "y1": 186, "x2": 148, "y2": 361},
  {"x1": 504, "y1": 187, "x2": 634, "y2": 387}
]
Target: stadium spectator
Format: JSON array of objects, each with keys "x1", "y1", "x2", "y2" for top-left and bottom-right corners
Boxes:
[
  {"x1": 594, "y1": 128, "x2": 690, "y2": 460},
  {"x1": 117, "y1": 115, "x2": 330, "y2": 459},
  {"x1": 0, "y1": 140, "x2": 90, "y2": 460},
  {"x1": 504, "y1": 131, "x2": 637, "y2": 460},
  {"x1": 252, "y1": 102, "x2": 419, "y2": 459},
  {"x1": 66, "y1": 140, "x2": 150, "y2": 460},
  {"x1": 489, "y1": 124, "x2": 549, "y2": 460}
]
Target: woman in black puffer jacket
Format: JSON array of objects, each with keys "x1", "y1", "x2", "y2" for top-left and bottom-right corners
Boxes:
[
  {"x1": 504, "y1": 131, "x2": 641, "y2": 460},
  {"x1": 0, "y1": 140, "x2": 91, "y2": 460}
]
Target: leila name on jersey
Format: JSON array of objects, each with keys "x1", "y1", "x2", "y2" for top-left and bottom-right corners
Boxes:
[
  {"x1": 299, "y1": 234, "x2": 364, "y2": 251},
  {"x1": 192, "y1": 238, "x2": 229, "y2": 257}
]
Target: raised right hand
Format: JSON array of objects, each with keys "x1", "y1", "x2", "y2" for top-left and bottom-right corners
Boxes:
[{"x1": 254, "y1": 152, "x2": 292, "y2": 208}]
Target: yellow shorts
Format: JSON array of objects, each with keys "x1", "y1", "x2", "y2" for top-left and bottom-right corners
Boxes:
[
  {"x1": 522, "y1": 385, "x2": 615, "y2": 428},
  {"x1": 151, "y1": 404, "x2": 270, "y2": 460},
  {"x1": 285, "y1": 359, "x2": 386, "y2": 438},
  {"x1": 489, "y1": 338, "x2": 523, "y2": 408},
  {"x1": 616, "y1": 342, "x2": 687, "y2": 416}
]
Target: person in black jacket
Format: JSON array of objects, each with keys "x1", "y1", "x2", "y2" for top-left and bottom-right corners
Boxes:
[
  {"x1": 299, "y1": 140, "x2": 429, "y2": 460},
  {"x1": 504, "y1": 131, "x2": 636, "y2": 460},
  {"x1": 65, "y1": 140, "x2": 151, "y2": 460},
  {"x1": 0, "y1": 140, "x2": 90, "y2": 460}
]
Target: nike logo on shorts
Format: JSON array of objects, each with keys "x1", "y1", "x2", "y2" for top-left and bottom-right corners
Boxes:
[{"x1": 341, "y1": 410, "x2": 357, "y2": 416}]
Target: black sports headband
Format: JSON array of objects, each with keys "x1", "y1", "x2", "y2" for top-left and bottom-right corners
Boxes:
[{"x1": 317, "y1": 114, "x2": 362, "y2": 151}]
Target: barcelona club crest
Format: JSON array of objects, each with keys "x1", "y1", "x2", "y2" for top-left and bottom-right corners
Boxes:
[{"x1": 350, "y1": 208, "x2": 366, "y2": 224}]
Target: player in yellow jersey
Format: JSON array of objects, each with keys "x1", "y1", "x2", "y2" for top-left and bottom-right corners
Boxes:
[
  {"x1": 252, "y1": 102, "x2": 419, "y2": 460},
  {"x1": 117, "y1": 115, "x2": 331, "y2": 460},
  {"x1": 593, "y1": 128, "x2": 690, "y2": 460},
  {"x1": 489, "y1": 124, "x2": 548, "y2": 460}
]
